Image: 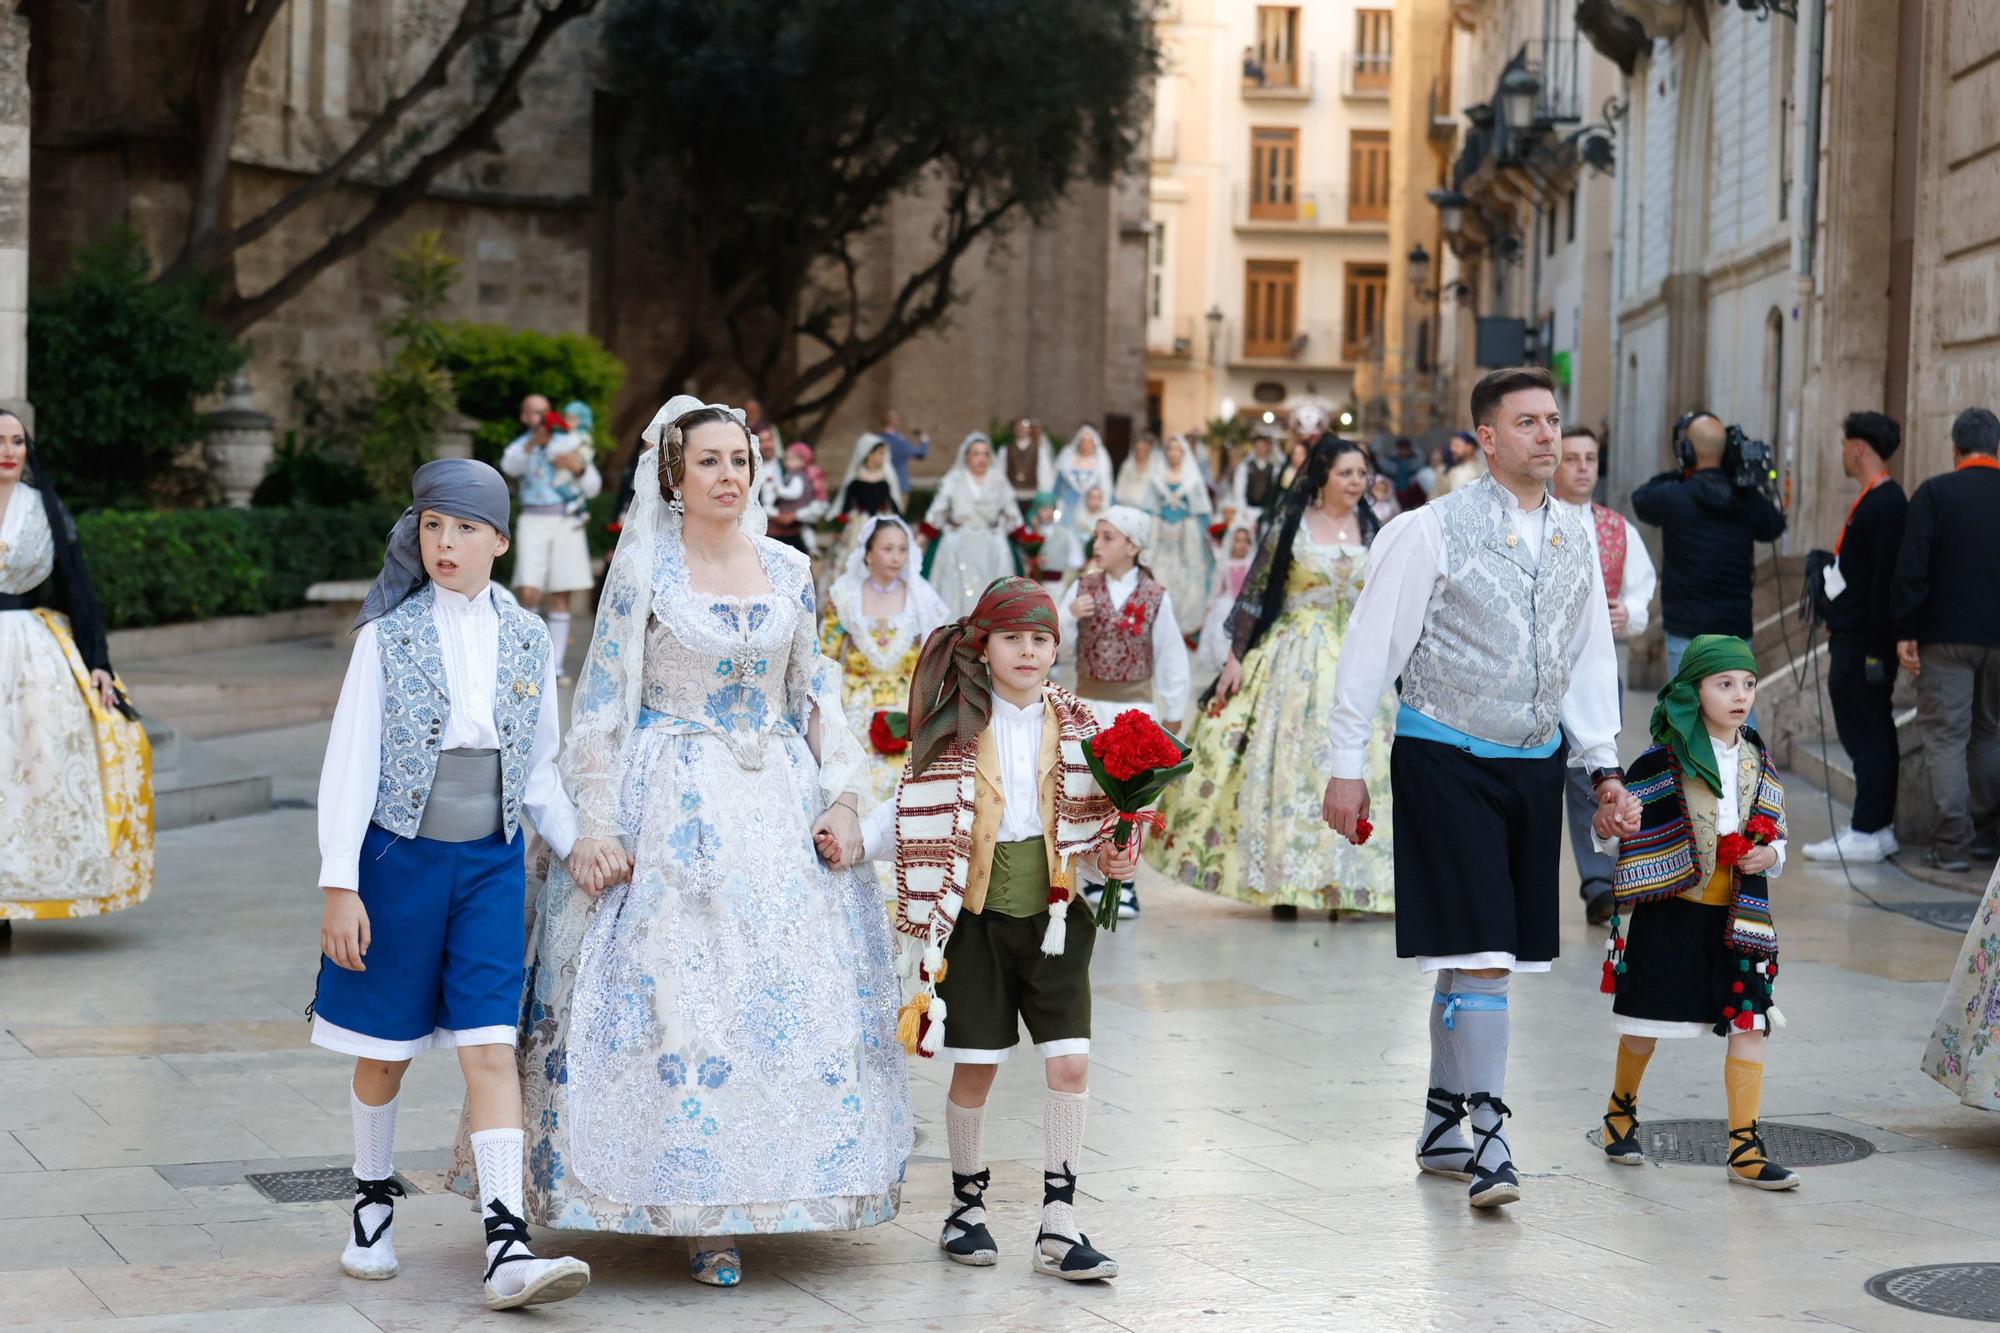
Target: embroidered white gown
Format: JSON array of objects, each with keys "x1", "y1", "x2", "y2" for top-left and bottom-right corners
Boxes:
[
  {"x1": 455, "y1": 533, "x2": 914, "y2": 1235},
  {"x1": 927, "y1": 469, "x2": 1021, "y2": 618},
  {"x1": 0, "y1": 486, "x2": 153, "y2": 919},
  {"x1": 1146, "y1": 470, "x2": 1215, "y2": 628}
]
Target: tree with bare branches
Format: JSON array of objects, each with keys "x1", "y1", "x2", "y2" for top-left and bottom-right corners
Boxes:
[
  {"x1": 166, "y1": 0, "x2": 601, "y2": 337},
  {"x1": 600, "y1": 0, "x2": 1158, "y2": 440}
]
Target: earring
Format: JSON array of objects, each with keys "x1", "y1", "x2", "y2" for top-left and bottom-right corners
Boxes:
[{"x1": 669, "y1": 489, "x2": 685, "y2": 514}]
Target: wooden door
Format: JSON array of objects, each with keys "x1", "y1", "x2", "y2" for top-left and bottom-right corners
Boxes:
[
  {"x1": 1244, "y1": 260, "x2": 1299, "y2": 358},
  {"x1": 1250, "y1": 128, "x2": 1299, "y2": 221}
]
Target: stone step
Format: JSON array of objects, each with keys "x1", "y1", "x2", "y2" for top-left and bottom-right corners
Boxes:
[{"x1": 152, "y1": 742, "x2": 273, "y2": 832}]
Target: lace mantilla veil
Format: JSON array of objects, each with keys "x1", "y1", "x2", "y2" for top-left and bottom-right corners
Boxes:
[{"x1": 560, "y1": 395, "x2": 766, "y2": 844}]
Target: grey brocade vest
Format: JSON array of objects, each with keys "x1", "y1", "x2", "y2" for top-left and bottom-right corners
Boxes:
[
  {"x1": 369, "y1": 585, "x2": 549, "y2": 841},
  {"x1": 1398, "y1": 474, "x2": 1594, "y2": 749}
]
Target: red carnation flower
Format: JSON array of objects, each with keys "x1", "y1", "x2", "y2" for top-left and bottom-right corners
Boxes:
[
  {"x1": 1089, "y1": 710, "x2": 1184, "y2": 782},
  {"x1": 1351, "y1": 818, "x2": 1374, "y2": 847},
  {"x1": 869, "y1": 710, "x2": 910, "y2": 756},
  {"x1": 1716, "y1": 832, "x2": 1754, "y2": 867},
  {"x1": 1745, "y1": 814, "x2": 1781, "y2": 844},
  {"x1": 1207, "y1": 520, "x2": 1227, "y2": 541},
  {"x1": 918, "y1": 521, "x2": 942, "y2": 544}
]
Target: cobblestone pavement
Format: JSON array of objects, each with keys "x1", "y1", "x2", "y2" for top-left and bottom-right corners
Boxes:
[{"x1": 3, "y1": 695, "x2": 1997, "y2": 1331}]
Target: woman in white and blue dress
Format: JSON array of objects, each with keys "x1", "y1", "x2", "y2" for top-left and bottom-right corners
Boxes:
[
  {"x1": 1051, "y1": 425, "x2": 1116, "y2": 539},
  {"x1": 453, "y1": 396, "x2": 913, "y2": 1288},
  {"x1": 1145, "y1": 435, "x2": 1216, "y2": 633}
]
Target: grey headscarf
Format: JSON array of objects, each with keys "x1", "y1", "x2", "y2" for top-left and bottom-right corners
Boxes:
[{"x1": 355, "y1": 458, "x2": 514, "y2": 627}]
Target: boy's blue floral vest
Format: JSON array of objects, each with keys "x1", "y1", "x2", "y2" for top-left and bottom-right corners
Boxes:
[{"x1": 369, "y1": 584, "x2": 549, "y2": 840}]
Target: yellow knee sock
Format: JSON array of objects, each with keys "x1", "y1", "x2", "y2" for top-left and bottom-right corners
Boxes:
[
  {"x1": 1605, "y1": 1041, "x2": 1652, "y2": 1135},
  {"x1": 1724, "y1": 1056, "x2": 1766, "y2": 1173}
]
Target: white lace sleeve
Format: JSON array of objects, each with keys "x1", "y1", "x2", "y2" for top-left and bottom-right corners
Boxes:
[
  {"x1": 782, "y1": 562, "x2": 864, "y2": 805},
  {"x1": 561, "y1": 551, "x2": 643, "y2": 841}
]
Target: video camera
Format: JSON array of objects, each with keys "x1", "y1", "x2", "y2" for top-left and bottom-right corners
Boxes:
[
  {"x1": 1672, "y1": 412, "x2": 1782, "y2": 505},
  {"x1": 1724, "y1": 425, "x2": 1781, "y2": 505}
]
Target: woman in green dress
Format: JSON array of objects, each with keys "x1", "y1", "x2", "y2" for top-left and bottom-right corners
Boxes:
[{"x1": 1148, "y1": 436, "x2": 1396, "y2": 919}]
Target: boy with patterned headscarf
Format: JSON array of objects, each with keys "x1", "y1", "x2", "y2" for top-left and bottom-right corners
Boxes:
[
  {"x1": 1058, "y1": 504, "x2": 1188, "y2": 920},
  {"x1": 856, "y1": 576, "x2": 1139, "y2": 1282},
  {"x1": 1596, "y1": 634, "x2": 1798, "y2": 1190}
]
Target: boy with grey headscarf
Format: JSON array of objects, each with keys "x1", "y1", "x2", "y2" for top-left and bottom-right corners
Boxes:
[{"x1": 310, "y1": 458, "x2": 607, "y2": 1310}]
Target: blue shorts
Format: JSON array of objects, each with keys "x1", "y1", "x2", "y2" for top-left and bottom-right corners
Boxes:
[{"x1": 309, "y1": 823, "x2": 527, "y2": 1060}]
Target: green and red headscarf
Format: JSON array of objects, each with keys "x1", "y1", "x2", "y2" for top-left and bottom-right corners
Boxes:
[{"x1": 908, "y1": 576, "x2": 1061, "y2": 777}]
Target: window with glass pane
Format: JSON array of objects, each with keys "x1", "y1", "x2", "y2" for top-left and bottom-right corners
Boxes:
[
  {"x1": 1250, "y1": 128, "x2": 1299, "y2": 221},
  {"x1": 1348, "y1": 130, "x2": 1390, "y2": 223},
  {"x1": 1244, "y1": 259, "x2": 1299, "y2": 358},
  {"x1": 1256, "y1": 7, "x2": 1301, "y2": 88},
  {"x1": 1343, "y1": 263, "x2": 1387, "y2": 361},
  {"x1": 1353, "y1": 10, "x2": 1391, "y2": 93}
]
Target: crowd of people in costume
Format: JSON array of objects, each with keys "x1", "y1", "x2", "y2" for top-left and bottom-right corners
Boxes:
[{"x1": 16, "y1": 365, "x2": 2000, "y2": 1314}]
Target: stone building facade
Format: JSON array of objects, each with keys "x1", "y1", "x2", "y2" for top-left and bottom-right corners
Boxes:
[
  {"x1": 17, "y1": 0, "x2": 1145, "y2": 480},
  {"x1": 1144, "y1": 0, "x2": 1395, "y2": 439}
]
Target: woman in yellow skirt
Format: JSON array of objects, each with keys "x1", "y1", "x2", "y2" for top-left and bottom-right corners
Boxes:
[
  {"x1": 1148, "y1": 436, "x2": 1395, "y2": 919},
  {"x1": 0, "y1": 413, "x2": 153, "y2": 933}
]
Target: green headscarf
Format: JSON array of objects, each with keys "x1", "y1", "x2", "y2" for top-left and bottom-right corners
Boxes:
[{"x1": 1650, "y1": 634, "x2": 1761, "y2": 797}]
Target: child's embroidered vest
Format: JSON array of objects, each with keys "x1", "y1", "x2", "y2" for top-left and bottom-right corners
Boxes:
[
  {"x1": 1075, "y1": 570, "x2": 1161, "y2": 693},
  {"x1": 370, "y1": 585, "x2": 549, "y2": 841}
]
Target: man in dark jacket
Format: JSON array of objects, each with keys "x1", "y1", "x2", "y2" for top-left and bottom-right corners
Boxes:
[
  {"x1": 1632, "y1": 412, "x2": 1788, "y2": 681},
  {"x1": 1804, "y1": 411, "x2": 1908, "y2": 865},
  {"x1": 1892, "y1": 407, "x2": 2000, "y2": 872}
]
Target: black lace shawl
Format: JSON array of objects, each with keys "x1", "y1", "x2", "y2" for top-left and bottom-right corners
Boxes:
[
  {"x1": 20, "y1": 435, "x2": 114, "y2": 675},
  {"x1": 1221, "y1": 436, "x2": 1380, "y2": 662}
]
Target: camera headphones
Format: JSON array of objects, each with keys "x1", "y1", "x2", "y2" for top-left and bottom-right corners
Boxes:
[{"x1": 1672, "y1": 410, "x2": 1711, "y2": 474}]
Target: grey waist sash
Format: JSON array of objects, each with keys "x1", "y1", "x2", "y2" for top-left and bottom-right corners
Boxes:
[{"x1": 416, "y1": 748, "x2": 504, "y2": 842}]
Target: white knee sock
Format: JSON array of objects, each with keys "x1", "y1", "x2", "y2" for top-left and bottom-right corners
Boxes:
[
  {"x1": 343, "y1": 1087, "x2": 400, "y2": 1274},
  {"x1": 471, "y1": 1127, "x2": 537, "y2": 1292},
  {"x1": 945, "y1": 1098, "x2": 988, "y2": 1237},
  {"x1": 545, "y1": 611, "x2": 572, "y2": 673},
  {"x1": 353, "y1": 1086, "x2": 399, "y2": 1184},
  {"x1": 1042, "y1": 1090, "x2": 1089, "y2": 1248}
]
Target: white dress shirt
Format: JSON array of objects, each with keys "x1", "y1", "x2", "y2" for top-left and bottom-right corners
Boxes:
[
  {"x1": 858, "y1": 694, "x2": 1050, "y2": 861},
  {"x1": 317, "y1": 582, "x2": 577, "y2": 889},
  {"x1": 1056, "y1": 565, "x2": 1192, "y2": 722},
  {"x1": 1560, "y1": 498, "x2": 1657, "y2": 640},
  {"x1": 1328, "y1": 495, "x2": 1622, "y2": 780}
]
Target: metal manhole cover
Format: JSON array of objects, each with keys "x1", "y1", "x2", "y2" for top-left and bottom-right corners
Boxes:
[
  {"x1": 1867, "y1": 1263, "x2": 2000, "y2": 1322},
  {"x1": 1584, "y1": 1119, "x2": 1874, "y2": 1167},
  {"x1": 245, "y1": 1167, "x2": 420, "y2": 1204},
  {"x1": 1888, "y1": 900, "x2": 1980, "y2": 933}
]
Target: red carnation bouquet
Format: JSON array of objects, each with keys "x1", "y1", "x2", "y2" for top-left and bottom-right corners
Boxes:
[
  {"x1": 918, "y1": 521, "x2": 942, "y2": 545},
  {"x1": 1717, "y1": 814, "x2": 1781, "y2": 868},
  {"x1": 1208, "y1": 520, "x2": 1228, "y2": 541},
  {"x1": 1009, "y1": 524, "x2": 1045, "y2": 558},
  {"x1": 869, "y1": 710, "x2": 910, "y2": 757},
  {"x1": 1080, "y1": 710, "x2": 1194, "y2": 932}
]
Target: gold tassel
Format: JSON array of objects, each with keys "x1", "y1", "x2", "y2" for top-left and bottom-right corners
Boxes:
[
  {"x1": 933, "y1": 959, "x2": 948, "y2": 985},
  {"x1": 896, "y1": 993, "x2": 931, "y2": 1053}
]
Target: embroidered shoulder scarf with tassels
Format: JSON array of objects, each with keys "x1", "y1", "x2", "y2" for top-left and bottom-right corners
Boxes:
[
  {"x1": 1612, "y1": 740, "x2": 1785, "y2": 956},
  {"x1": 891, "y1": 684, "x2": 1112, "y2": 1056}
]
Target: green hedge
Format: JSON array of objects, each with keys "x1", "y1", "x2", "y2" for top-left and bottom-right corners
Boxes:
[{"x1": 80, "y1": 505, "x2": 401, "y2": 630}]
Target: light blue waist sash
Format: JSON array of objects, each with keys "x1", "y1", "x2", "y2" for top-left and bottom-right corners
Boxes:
[{"x1": 1395, "y1": 703, "x2": 1561, "y2": 761}]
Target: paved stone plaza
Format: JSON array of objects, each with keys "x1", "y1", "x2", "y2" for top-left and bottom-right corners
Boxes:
[{"x1": 4, "y1": 684, "x2": 2000, "y2": 1330}]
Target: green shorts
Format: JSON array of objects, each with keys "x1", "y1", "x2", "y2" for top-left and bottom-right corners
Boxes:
[{"x1": 935, "y1": 905, "x2": 1095, "y2": 1063}]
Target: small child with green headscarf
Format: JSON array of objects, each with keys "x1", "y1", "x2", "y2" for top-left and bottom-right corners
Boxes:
[{"x1": 1595, "y1": 633, "x2": 1798, "y2": 1190}]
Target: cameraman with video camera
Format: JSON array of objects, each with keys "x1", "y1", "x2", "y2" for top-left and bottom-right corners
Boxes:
[{"x1": 1632, "y1": 411, "x2": 1788, "y2": 684}]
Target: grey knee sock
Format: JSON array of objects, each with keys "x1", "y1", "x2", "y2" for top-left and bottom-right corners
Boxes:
[
  {"x1": 1416, "y1": 970, "x2": 1472, "y2": 1171},
  {"x1": 1441, "y1": 971, "x2": 1512, "y2": 1173}
]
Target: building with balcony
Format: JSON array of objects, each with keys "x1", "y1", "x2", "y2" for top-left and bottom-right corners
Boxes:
[
  {"x1": 1145, "y1": 0, "x2": 1395, "y2": 438},
  {"x1": 1385, "y1": 0, "x2": 1622, "y2": 449}
]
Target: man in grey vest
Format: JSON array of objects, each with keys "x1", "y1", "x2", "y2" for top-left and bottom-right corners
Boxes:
[{"x1": 1324, "y1": 366, "x2": 1640, "y2": 1209}]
